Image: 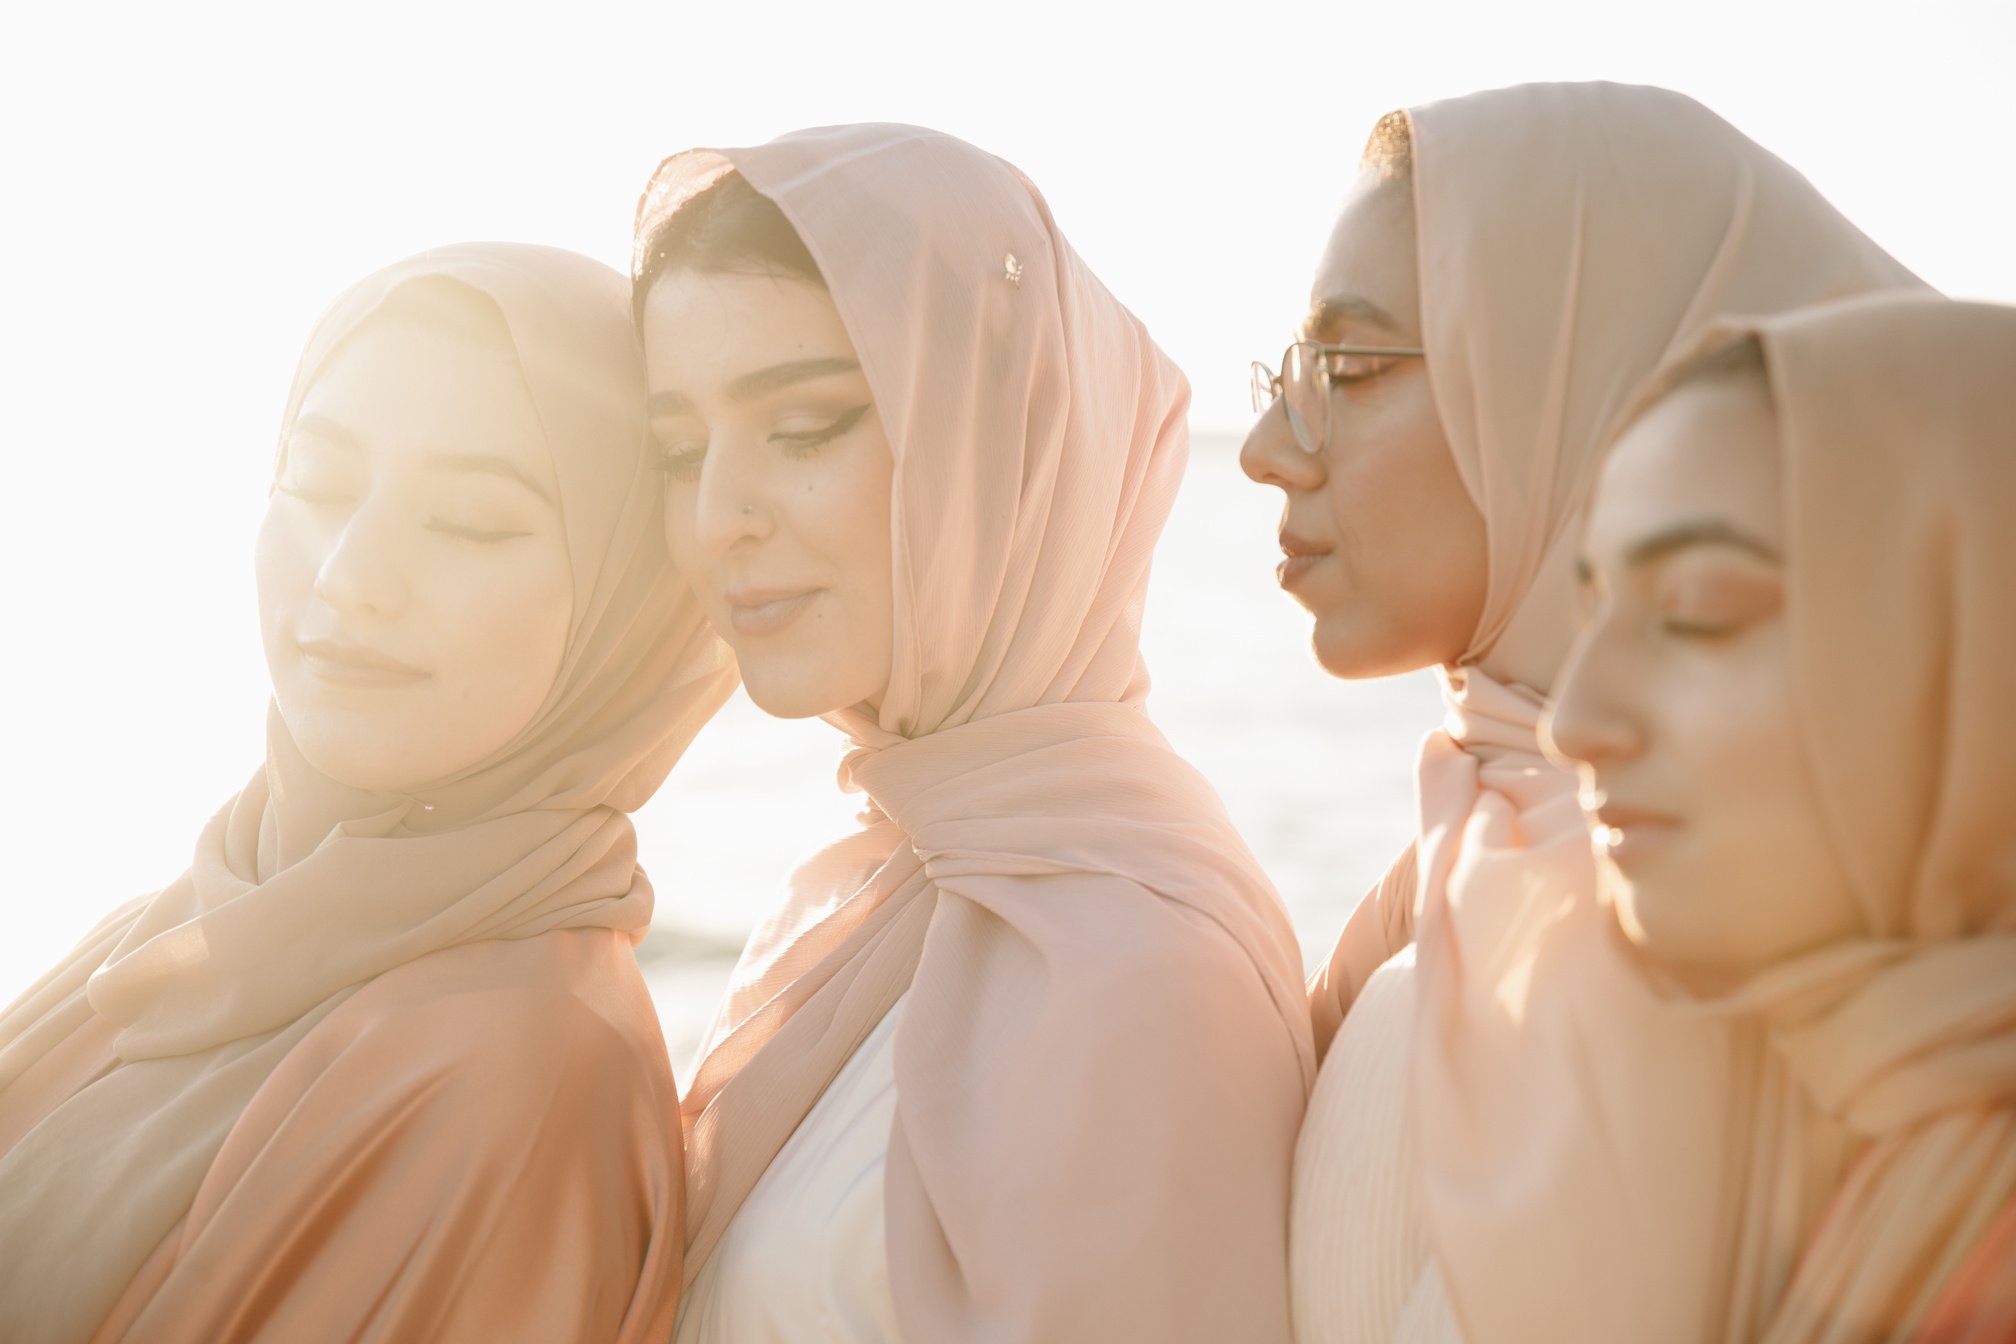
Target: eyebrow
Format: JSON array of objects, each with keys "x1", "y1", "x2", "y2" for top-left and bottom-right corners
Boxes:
[
  {"x1": 647, "y1": 357, "x2": 862, "y2": 417},
  {"x1": 423, "y1": 452, "x2": 555, "y2": 504},
  {"x1": 1305, "y1": 295, "x2": 1408, "y2": 340},
  {"x1": 1621, "y1": 519, "x2": 1783, "y2": 569}
]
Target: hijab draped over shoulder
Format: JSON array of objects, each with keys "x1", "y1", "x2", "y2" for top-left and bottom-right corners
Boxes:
[
  {"x1": 639, "y1": 124, "x2": 1316, "y2": 1343},
  {"x1": 0, "y1": 243, "x2": 735, "y2": 1344},
  {"x1": 1541, "y1": 293, "x2": 2016, "y2": 1342},
  {"x1": 1288, "y1": 82, "x2": 1926, "y2": 1344}
]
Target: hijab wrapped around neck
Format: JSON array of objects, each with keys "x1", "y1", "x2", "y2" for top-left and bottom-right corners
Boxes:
[
  {"x1": 1603, "y1": 293, "x2": 2016, "y2": 1341},
  {"x1": 0, "y1": 243, "x2": 735, "y2": 1344},
  {"x1": 1290, "y1": 81, "x2": 1928, "y2": 1341},
  {"x1": 638, "y1": 124, "x2": 1316, "y2": 1341}
]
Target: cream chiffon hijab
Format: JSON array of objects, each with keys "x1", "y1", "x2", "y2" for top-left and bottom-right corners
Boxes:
[
  {"x1": 0, "y1": 244, "x2": 734, "y2": 1343},
  {"x1": 637, "y1": 124, "x2": 1316, "y2": 1341},
  {"x1": 1579, "y1": 294, "x2": 2016, "y2": 1341}
]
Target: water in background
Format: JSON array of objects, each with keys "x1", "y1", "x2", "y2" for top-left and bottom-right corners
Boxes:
[{"x1": 635, "y1": 431, "x2": 1445, "y2": 1079}]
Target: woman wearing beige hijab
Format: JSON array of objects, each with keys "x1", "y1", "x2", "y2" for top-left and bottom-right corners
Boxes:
[
  {"x1": 1545, "y1": 291, "x2": 2016, "y2": 1341},
  {"x1": 0, "y1": 243, "x2": 735, "y2": 1343},
  {"x1": 633, "y1": 124, "x2": 1316, "y2": 1342},
  {"x1": 1236, "y1": 83, "x2": 1925, "y2": 1342}
]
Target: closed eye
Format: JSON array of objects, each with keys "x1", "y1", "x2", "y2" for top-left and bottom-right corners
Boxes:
[
  {"x1": 771, "y1": 403, "x2": 871, "y2": 454},
  {"x1": 427, "y1": 521, "x2": 533, "y2": 544}
]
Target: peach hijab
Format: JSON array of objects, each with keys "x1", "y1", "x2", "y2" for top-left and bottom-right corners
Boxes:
[
  {"x1": 1287, "y1": 82, "x2": 1929, "y2": 1340},
  {"x1": 1593, "y1": 293, "x2": 2014, "y2": 1341},
  {"x1": 0, "y1": 243, "x2": 735, "y2": 1344},
  {"x1": 636, "y1": 124, "x2": 1317, "y2": 1341}
]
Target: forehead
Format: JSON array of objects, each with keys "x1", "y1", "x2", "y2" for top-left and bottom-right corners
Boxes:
[
  {"x1": 1307, "y1": 171, "x2": 1419, "y2": 339},
  {"x1": 640, "y1": 270, "x2": 857, "y2": 375},
  {"x1": 293, "y1": 315, "x2": 551, "y2": 475},
  {"x1": 1587, "y1": 376, "x2": 1783, "y2": 563}
]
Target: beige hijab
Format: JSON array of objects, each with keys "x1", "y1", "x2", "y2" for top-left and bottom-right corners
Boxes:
[
  {"x1": 1282, "y1": 81, "x2": 1928, "y2": 1339},
  {"x1": 637, "y1": 124, "x2": 1317, "y2": 1341},
  {"x1": 1624, "y1": 293, "x2": 2015, "y2": 1341},
  {"x1": 0, "y1": 243, "x2": 735, "y2": 1344},
  {"x1": 1309, "y1": 83, "x2": 1926, "y2": 1050}
]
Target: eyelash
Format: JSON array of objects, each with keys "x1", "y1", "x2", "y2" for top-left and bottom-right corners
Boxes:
[
  {"x1": 428, "y1": 523, "x2": 530, "y2": 544},
  {"x1": 1658, "y1": 618, "x2": 1741, "y2": 640},
  {"x1": 655, "y1": 403, "x2": 873, "y2": 483},
  {"x1": 277, "y1": 482, "x2": 352, "y2": 507},
  {"x1": 1320, "y1": 355, "x2": 1399, "y2": 386},
  {"x1": 279, "y1": 485, "x2": 526, "y2": 544}
]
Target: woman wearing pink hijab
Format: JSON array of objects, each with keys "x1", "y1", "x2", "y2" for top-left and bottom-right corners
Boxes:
[
  {"x1": 1238, "y1": 83, "x2": 1926, "y2": 1341},
  {"x1": 0, "y1": 244, "x2": 735, "y2": 1343},
  {"x1": 633, "y1": 124, "x2": 1316, "y2": 1342},
  {"x1": 1547, "y1": 291, "x2": 2016, "y2": 1341}
]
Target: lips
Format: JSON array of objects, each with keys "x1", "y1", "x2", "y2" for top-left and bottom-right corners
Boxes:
[
  {"x1": 1276, "y1": 531, "x2": 1332, "y2": 590},
  {"x1": 296, "y1": 637, "x2": 428, "y2": 688},
  {"x1": 724, "y1": 585, "x2": 824, "y2": 637},
  {"x1": 1589, "y1": 799, "x2": 1683, "y2": 866}
]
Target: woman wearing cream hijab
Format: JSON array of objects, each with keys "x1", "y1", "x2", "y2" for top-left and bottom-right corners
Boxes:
[
  {"x1": 0, "y1": 243, "x2": 735, "y2": 1343},
  {"x1": 1237, "y1": 83, "x2": 1925, "y2": 1342},
  {"x1": 634, "y1": 123, "x2": 1316, "y2": 1342},
  {"x1": 1546, "y1": 291, "x2": 2016, "y2": 1341}
]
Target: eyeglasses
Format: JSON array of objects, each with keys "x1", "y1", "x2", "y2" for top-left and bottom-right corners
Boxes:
[{"x1": 1250, "y1": 339, "x2": 1426, "y2": 455}]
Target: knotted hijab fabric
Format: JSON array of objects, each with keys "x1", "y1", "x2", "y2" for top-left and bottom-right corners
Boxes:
[
  {"x1": 638, "y1": 124, "x2": 1316, "y2": 1342},
  {"x1": 0, "y1": 242, "x2": 735, "y2": 1343}
]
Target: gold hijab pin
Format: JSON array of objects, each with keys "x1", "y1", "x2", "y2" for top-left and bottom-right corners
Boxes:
[{"x1": 1003, "y1": 252, "x2": 1023, "y2": 287}]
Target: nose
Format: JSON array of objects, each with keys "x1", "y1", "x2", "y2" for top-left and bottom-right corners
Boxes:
[
  {"x1": 689, "y1": 435, "x2": 773, "y2": 559},
  {"x1": 1239, "y1": 398, "x2": 1326, "y2": 493},
  {"x1": 313, "y1": 501, "x2": 411, "y2": 619},
  {"x1": 1541, "y1": 627, "x2": 1643, "y2": 774}
]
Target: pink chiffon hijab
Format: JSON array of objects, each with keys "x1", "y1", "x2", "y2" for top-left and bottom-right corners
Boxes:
[
  {"x1": 1551, "y1": 293, "x2": 2015, "y2": 1341},
  {"x1": 0, "y1": 243, "x2": 735, "y2": 1343},
  {"x1": 636, "y1": 124, "x2": 1316, "y2": 1341},
  {"x1": 1290, "y1": 81, "x2": 1929, "y2": 1342}
]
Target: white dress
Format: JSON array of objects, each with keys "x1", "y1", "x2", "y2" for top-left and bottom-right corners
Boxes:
[
  {"x1": 1289, "y1": 947, "x2": 1461, "y2": 1343},
  {"x1": 674, "y1": 997, "x2": 906, "y2": 1343}
]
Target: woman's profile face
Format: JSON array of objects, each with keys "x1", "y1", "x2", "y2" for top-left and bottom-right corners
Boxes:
[
  {"x1": 1546, "y1": 373, "x2": 1862, "y2": 989},
  {"x1": 1239, "y1": 168, "x2": 1487, "y2": 679},
  {"x1": 641, "y1": 269, "x2": 895, "y2": 721},
  {"x1": 256, "y1": 309, "x2": 572, "y2": 795}
]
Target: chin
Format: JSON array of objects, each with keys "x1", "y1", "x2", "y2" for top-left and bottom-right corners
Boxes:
[
  {"x1": 291, "y1": 736, "x2": 430, "y2": 795},
  {"x1": 738, "y1": 669, "x2": 846, "y2": 721},
  {"x1": 1310, "y1": 614, "x2": 1431, "y2": 681},
  {"x1": 282, "y1": 703, "x2": 467, "y2": 796}
]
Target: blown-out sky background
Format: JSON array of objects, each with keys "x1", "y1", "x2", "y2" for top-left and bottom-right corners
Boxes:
[{"x1": 3, "y1": 0, "x2": 2012, "y2": 1005}]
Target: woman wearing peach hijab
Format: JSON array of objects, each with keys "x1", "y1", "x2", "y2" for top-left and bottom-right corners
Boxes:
[
  {"x1": 1546, "y1": 291, "x2": 2016, "y2": 1341},
  {"x1": 633, "y1": 124, "x2": 1315, "y2": 1342},
  {"x1": 1237, "y1": 83, "x2": 1926, "y2": 1342},
  {"x1": 0, "y1": 243, "x2": 735, "y2": 1343}
]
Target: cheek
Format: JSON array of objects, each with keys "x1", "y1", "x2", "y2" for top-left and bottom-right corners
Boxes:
[
  {"x1": 254, "y1": 502, "x2": 323, "y2": 652},
  {"x1": 782, "y1": 443, "x2": 895, "y2": 707},
  {"x1": 434, "y1": 540, "x2": 573, "y2": 715},
  {"x1": 1313, "y1": 380, "x2": 1483, "y2": 669},
  {"x1": 1626, "y1": 635, "x2": 1861, "y2": 975},
  {"x1": 661, "y1": 487, "x2": 702, "y2": 582}
]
